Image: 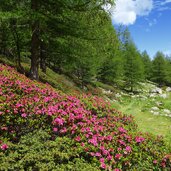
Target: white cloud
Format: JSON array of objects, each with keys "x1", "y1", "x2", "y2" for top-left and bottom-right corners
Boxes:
[
  {"x1": 111, "y1": 0, "x2": 153, "y2": 25},
  {"x1": 157, "y1": 6, "x2": 171, "y2": 11},
  {"x1": 154, "y1": 0, "x2": 171, "y2": 11},
  {"x1": 162, "y1": 0, "x2": 171, "y2": 5},
  {"x1": 149, "y1": 18, "x2": 157, "y2": 27}
]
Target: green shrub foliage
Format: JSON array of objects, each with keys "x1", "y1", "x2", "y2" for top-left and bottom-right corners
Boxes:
[{"x1": 0, "y1": 64, "x2": 171, "y2": 170}]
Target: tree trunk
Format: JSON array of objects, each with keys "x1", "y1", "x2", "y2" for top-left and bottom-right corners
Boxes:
[
  {"x1": 29, "y1": 0, "x2": 40, "y2": 80},
  {"x1": 0, "y1": 22, "x2": 8, "y2": 56},
  {"x1": 40, "y1": 41, "x2": 46, "y2": 73},
  {"x1": 10, "y1": 19, "x2": 22, "y2": 70},
  {"x1": 16, "y1": 32, "x2": 21, "y2": 68}
]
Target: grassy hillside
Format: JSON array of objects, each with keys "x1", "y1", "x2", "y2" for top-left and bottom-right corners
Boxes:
[
  {"x1": 112, "y1": 97, "x2": 171, "y2": 144},
  {"x1": 0, "y1": 56, "x2": 80, "y2": 94},
  {"x1": 0, "y1": 62, "x2": 171, "y2": 170},
  {"x1": 0, "y1": 56, "x2": 171, "y2": 144}
]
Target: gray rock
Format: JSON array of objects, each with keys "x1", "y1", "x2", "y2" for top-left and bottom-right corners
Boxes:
[
  {"x1": 149, "y1": 93, "x2": 156, "y2": 97},
  {"x1": 166, "y1": 87, "x2": 171, "y2": 92},
  {"x1": 153, "y1": 112, "x2": 159, "y2": 115},
  {"x1": 151, "y1": 107, "x2": 159, "y2": 111},
  {"x1": 156, "y1": 101, "x2": 162, "y2": 106},
  {"x1": 160, "y1": 94, "x2": 167, "y2": 99},
  {"x1": 165, "y1": 114, "x2": 169, "y2": 117},
  {"x1": 163, "y1": 109, "x2": 171, "y2": 114},
  {"x1": 101, "y1": 88, "x2": 112, "y2": 95},
  {"x1": 150, "y1": 87, "x2": 162, "y2": 94},
  {"x1": 115, "y1": 93, "x2": 121, "y2": 98}
]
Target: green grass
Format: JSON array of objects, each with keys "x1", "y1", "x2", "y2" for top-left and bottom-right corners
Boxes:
[
  {"x1": 112, "y1": 97, "x2": 171, "y2": 145},
  {"x1": 0, "y1": 55, "x2": 80, "y2": 93}
]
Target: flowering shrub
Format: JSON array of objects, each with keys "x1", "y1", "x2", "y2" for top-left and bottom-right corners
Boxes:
[
  {"x1": 0, "y1": 144, "x2": 8, "y2": 151},
  {"x1": 0, "y1": 64, "x2": 171, "y2": 170},
  {"x1": 0, "y1": 130, "x2": 100, "y2": 170}
]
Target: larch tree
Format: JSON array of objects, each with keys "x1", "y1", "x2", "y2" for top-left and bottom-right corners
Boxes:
[
  {"x1": 141, "y1": 50, "x2": 152, "y2": 80},
  {"x1": 152, "y1": 51, "x2": 167, "y2": 86},
  {"x1": 124, "y1": 41, "x2": 144, "y2": 92}
]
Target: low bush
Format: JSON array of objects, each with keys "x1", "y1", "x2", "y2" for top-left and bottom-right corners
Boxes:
[
  {"x1": 0, "y1": 64, "x2": 171, "y2": 170},
  {"x1": 0, "y1": 130, "x2": 100, "y2": 171}
]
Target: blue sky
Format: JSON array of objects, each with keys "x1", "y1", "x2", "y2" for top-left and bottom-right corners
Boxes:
[{"x1": 111, "y1": 0, "x2": 171, "y2": 58}]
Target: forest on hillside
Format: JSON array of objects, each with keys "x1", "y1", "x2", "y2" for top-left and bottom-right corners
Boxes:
[
  {"x1": 1, "y1": 1, "x2": 171, "y2": 170},
  {"x1": 0, "y1": 0, "x2": 171, "y2": 91}
]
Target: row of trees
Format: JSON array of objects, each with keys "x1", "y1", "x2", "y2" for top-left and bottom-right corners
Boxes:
[
  {"x1": 99, "y1": 27, "x2": 171, "y2": 91},
  {"x1": 0, "y1": 0, "x2": 115, "y2": 80},
  {"x1": 0, "y1": 0, "x2": 171, "y2": 91}
]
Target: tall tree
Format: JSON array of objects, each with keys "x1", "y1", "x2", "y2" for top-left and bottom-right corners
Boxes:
[
  {"x1": 0, "y1": 21, "x2": 9, "y2": 56},
  {"x1": 98, "y1": 26, "x2": 124, "y2": 86},
  {"x1": 165, "y1": 55, "x2": 171, "y2": 85},
  {"x1": 124, "y1": 41, "x2": 144, "y2": 92},
  {"x1": 29, "y1": 0, "x2": 40, "y2": 80},
  {"x1": 141, "y1": 50, "x2": 152, "y2": 80},
  {"x1": 62, "y1": 9, "x2": 116, "y2": 87},
  {"x1": 0, "y1": 0, "x2": 30, "y2": 69},
  {"x1": 28, "y1": 0, "x2": 115, "y2": 80},
  {"x1": 152, "y1": 51, "x2": 167, "y2": 86}
]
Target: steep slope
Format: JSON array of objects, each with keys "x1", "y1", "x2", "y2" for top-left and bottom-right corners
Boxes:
[{"x1": 0, "y1": 64, "x2": 171, "y2": 170}]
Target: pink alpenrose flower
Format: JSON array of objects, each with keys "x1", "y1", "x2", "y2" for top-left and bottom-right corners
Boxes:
[
  {"x1": 135, "y1": 136, "x2": 145, "y2": 143},
  {"x1": 1, "y1": 144, "x2": 8, "y2": 151}
]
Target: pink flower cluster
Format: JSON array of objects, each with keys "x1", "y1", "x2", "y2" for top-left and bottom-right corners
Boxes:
[
  {"x1": 0, "y1": 64, "x2": 171, "y2": 170},
  {"x1": 0, "y1": 144, "x2": 8, "y2": 151},
  {"x1": 135, "y1": 136, "x2": 145, "y2": 143}
]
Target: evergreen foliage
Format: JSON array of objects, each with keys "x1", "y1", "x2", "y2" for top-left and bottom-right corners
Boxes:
[
  {"x1": 152, "y1": 51, "x2": 167, "y2": 86},
  {"x1": 0, "y1": 0, "x2": 171, "y2": 88},
  {"x1": 141, "y1": 50, "x2": 152, "y2": 80},
  {"x1": 124, "y1": 41, "x2": 144, "y2": 92}
]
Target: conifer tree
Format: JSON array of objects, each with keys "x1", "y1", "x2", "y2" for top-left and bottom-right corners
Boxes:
[
  {"x1": 152, "y1": 51, "x2": 167, "y2": 86},
  {"x1": 124, "y1": 41, "x2": 144, "y2": 92},
  {"x1": 165, "y1": 55, "x2": 171, "y2": 85},
  {"x1": 141, "y1": 50, "x2": 152, "y2": 80},
  {"x1": 0, "y1": 0, "x2": 115, "y2": 81}
]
